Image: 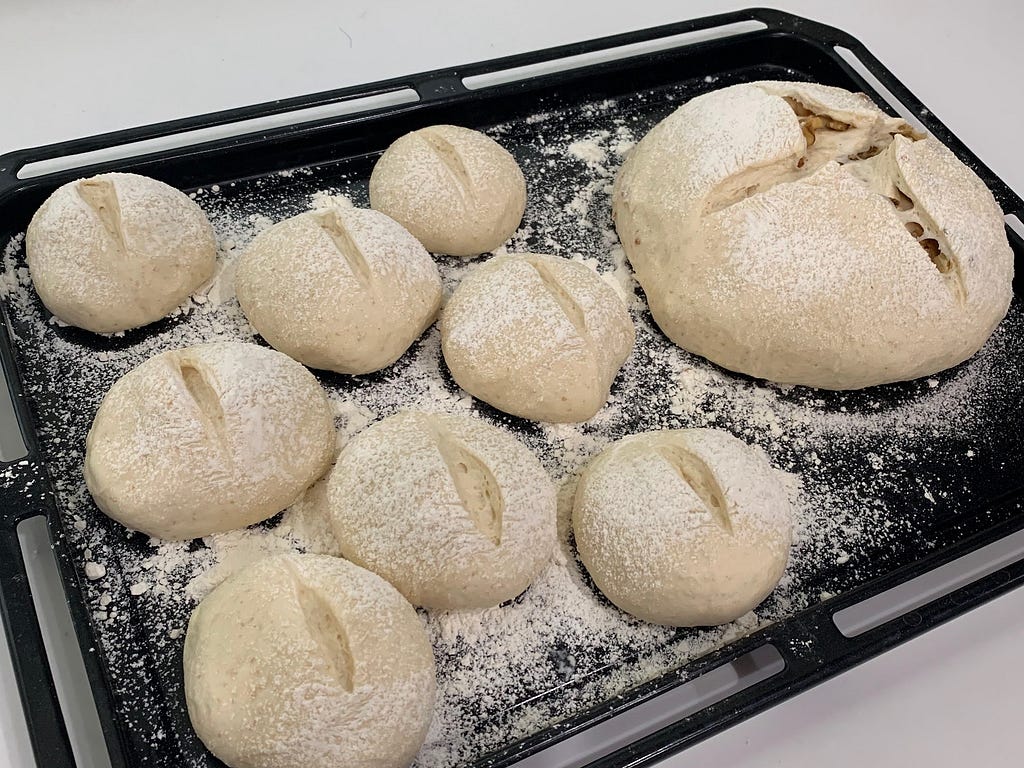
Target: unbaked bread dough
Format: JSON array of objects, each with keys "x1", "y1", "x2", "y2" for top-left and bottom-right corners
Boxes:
[
  {"x1": 369, "y1": 124, "x2": 526, "y2": 257},
  {"x1": 441, "y1": 253, "x2": 635, "y2": 423},
  {"x1": 572, "y1": 428, "x2": 793, "y2": 627},
  {"x1": 327, "y1": 411, "x2": 556, "y2": 610},
  {"x1": 26, "y1": 172, "x2": 216, "y2": 333},
  {"x1": 84, "y1": 342, "x2": 335, "y2": 540},
  {"x1": 184, "y1": 553, "x2": 435, "y2": 768},
  {"x1": 235, "y1": 206, "x2": 442, "y2": 375},
  {"x1": 612, "y1": 80, "x2": 1014, "y2": 390}
]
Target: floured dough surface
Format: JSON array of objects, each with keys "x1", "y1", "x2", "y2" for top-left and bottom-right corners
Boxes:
[
  {"x1": 573, "y1": 428, "x2": 793, "y2": 627},
  {"x1": 84, "y1": 341, "x2": 335, "y2": 540},
  {"x1": 184, "y1": 553, "x2": 436, "y2": 768},
  {"x1": 26, "y1": 172, "x2": 216, "y2": 333},
  {"x1": 369, "y1": 124, "x2": 526, "y2": 257},
  {"x1": 441, "y1": 253, "x2": 635, "y2": 422},
  {"x1": 612, "y1": 80, "x2": 1014, "y2": 389},
  {"x1": 327, "y1": 411, "x2": 557, "y2": 610},
  {"x1": 235, "y1": 206, "x2": 442, "y2": 375}
]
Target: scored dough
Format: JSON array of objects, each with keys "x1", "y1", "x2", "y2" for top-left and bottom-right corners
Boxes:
[
  {"x1": 369, "y1": 124, "x2": 526, "y2": 257},
  {"x1": 235, "y1": 206, "x2": 442, "y2": 375},
  {"x1": 612, "y1": 80, "x2": 1014, "y2": 390},
  {"x1": 327, "y1": 411, "x2": 557, "y2": 610},
  {"x1": 26, "y1": 172, "x2": 216, "y2": 333},
  {"x1": 441, "y1": 253, "x2": 635, "y2": 423},
  {"x1": 84, "y1": 342, "x2": 335, "y2": 540},
  {"x1": 572, "y1": 428, "x2": 793, "y2": 627},
  {"x1": 184, "y1": 553, "x2": 436, "y2": 768}
]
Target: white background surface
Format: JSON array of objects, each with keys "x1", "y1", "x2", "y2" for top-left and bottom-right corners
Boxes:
[{"x1": 1, "y1": 1, "x2": 1022, "y2": 766}]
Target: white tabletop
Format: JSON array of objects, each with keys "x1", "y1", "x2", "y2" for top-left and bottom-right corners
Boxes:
[{"x1": 1, "y1": 1, "x2": 1022, "y2": 767}]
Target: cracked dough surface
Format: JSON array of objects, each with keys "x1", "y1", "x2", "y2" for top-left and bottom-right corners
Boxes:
[
  {"x1": 572, "y1": 428, "x2": 793, "y2": 627},
  {"x1": 612, "y1": 80, "x2": 1014, "y2": 390}
]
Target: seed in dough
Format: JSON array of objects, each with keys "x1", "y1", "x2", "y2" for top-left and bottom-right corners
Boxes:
[
  {"x1": 235, "y1": 206, "x2": 442, "y2": 375},
  {"x1": 613, "y1": 80, "x2": 1014, "y2": 389},
  {"x1": 84, "y1": 342, "x2": 335, "y2": 540},
  {"x1": 26, "y1": 172, "x2": 216, "y2": 333},
  {"x1": 369, "y1": 124, "x2": 526, "y2": 257},
  {"x1": 572, "y1": 428, "x2": 794, "y2": 627},
  {"x1": 326, "y1": 411, "x2": 557, "y2": 610},
  {"x1": 184, "y1": 553, "x2": 436, "y2": 768},
  {"x1": 441, "y1": 253, "x2": 635, "y2": 423}
]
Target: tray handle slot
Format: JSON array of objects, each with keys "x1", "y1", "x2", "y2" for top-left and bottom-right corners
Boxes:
[
  {"x1": 460, "y1": 20, "x2": 767, "y2": 91},
  {"x1": 4, "y1": 88, "x2": 420, "y2": 181},
  {"x1": 512, "y1": 644, "x2": 785, "y2": 768},
  {"x1": 0, "y1": 517, "x2": 77, "y2": 767},
  {"x1": 835, "y1": 526, "x2": 1024, "y2": 637}
]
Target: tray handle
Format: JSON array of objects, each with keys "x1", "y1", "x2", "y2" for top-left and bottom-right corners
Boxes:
[{"x1": 0, "y1": 493, "x2": 77, "y2": 768}]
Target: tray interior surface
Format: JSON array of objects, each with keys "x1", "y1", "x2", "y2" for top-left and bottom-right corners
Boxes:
[{"x1": 0, "y1": 28, "x2": 1022, "y2": 768}]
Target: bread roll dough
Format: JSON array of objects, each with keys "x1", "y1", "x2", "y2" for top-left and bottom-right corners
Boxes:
[
  {"x1": 572, "y1": 428, "x2": 793, "y2": 627},
  {"x1": 84, "y1": 342, "x2": 335, "y2": 540},
  {"x1": 184, "y1": 553, "x2": 436, "y2": 768},
  {"x1": 235, "y1": 206, "x2": 441, "y2": 375},
  {"x1": 369, "y1": 125, "x2": 526, "y2": 257},
  {"x1": 327, "y1": 411, "x2": 556, "y2": 610},
  {"x1": 613, "y1": 81, "x2": 1014, "y2": 390},
  {"x1": 441, "y1": 253, "x2": 635, "y2": 423},
  {"x1": 26, "y1": 172, "x2": 216, "y2": 333}
]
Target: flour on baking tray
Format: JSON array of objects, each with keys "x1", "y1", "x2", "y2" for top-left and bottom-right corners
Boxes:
[{"x1": 1, "y1": 90, "x2": 1021, "y2": 767}]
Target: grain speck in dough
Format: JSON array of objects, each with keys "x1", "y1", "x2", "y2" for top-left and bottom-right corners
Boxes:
[
  {"x1": 26, "y1": 172, "x2": 216, "y2": 333},
  {"x1": 612, "y1": 80, "x2": 1014, "y2": 389},
  {"x1": 84, "y1": 341, "x2": 335, "y2": 541},
  {"x1": 369, "y1": 125, "x2": 526, "y2": 257},
  {"x1": 441, "y1": 253, "x2": 635, "y2": 422},
  {"x1": 184, "y1": 554, "x2": 436, "y2": 768},
  {"x1": 327, "y1": 411, "x2": 557, "y2": 610},
  {"x1": 235, "y1": 206, "x2": 442, "y2": 375},
  {"x1": 573, "y1": 428, "x2": 794, "y2": 627}
]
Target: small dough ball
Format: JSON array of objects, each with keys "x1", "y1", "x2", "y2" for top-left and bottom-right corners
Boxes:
[
  {"x1": 441, "y1": 253, "x2": 635, "y2": 423},
  {"x1": 26, "y1": 172, "x2": 216, "y2": 333},
  {"x1": 184, "y1": 553, "x2": 436, "y2": 768},
  {"x1": 573, "y1": 429, "x2": 793, "y2": 627},
  {"x1": 369, "y1": 125, "x2": 526, "y2": 257},
  {"x1": 327, "y1": 411, "x2": 556, "y2": 610},
  {"x1": 235, "y1": 207, "x2": 442, "y2": 374},
  {"x1": 613, "y1": 80, "x2": 1014, "y2": 389},
  {"x1": 84, "y1": 342, "x2": 335, "y2": 540}
]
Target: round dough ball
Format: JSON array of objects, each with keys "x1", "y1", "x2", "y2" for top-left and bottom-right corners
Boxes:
[
  {"x1": 26, "y1": 172, "x2": 216, "y2": 333},
  {"x1": 184, "y1": 553, "x2": 436, "y2": 768},
  {"x1": 369, "y1": 125, "x2": 526, "y2": 257},
  {"x1": 441, "y1": 253, "x2": 635, "y2": 423},
  {"x1": 235, "y1": 206, "x2": 442, "y2": 375},
  {"x1": 84, "y1": 342, "x2": 335, "y2": 540},
  {"x1": 572, "y1": 429, "x2": 793, "y2": 627},
  {"x1": 613, "y1": 80, "x2": 1014, "y2": 390},
  {"x1": 327, "y1": 411, "x2": 556, "y2": 610}
]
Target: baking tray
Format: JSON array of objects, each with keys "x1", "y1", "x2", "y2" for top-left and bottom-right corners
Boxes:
[{"x1": 1, "y1": 7, "x2": 1023, "y2": 768}]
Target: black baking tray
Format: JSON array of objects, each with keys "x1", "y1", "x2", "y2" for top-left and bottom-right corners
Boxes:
[{"x1": 1, "y1": 8, "x2": 1023, "y2": 768}]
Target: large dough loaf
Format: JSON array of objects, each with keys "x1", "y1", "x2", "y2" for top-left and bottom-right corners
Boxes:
[{"x1": 612, "y1": 81, "x2": 1014, "y2": 390}]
